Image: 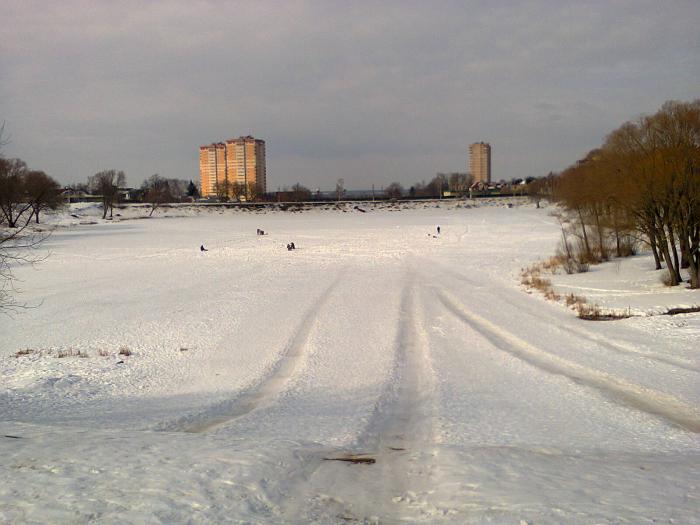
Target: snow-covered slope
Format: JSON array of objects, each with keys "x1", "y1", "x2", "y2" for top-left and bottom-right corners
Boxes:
[{"x1": 1, "y1": 202, "x2": 699, "y2": 524}]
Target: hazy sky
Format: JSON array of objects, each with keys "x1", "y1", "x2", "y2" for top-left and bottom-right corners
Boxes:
[{"x1": 1, "y1": 1, "x2": 698, "y2": 190}]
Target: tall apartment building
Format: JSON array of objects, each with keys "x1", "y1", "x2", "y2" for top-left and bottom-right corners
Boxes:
[
  {"x1": 199, "y1": 135, "x2": 266, "y2": 199},
  {"x1": 469, "y1": 142, "x2": 491, "y2": 184},
  {"x1": 225, "y1": 136, "x2": 266, "y2": 196},
  {"x1": 199, "y1": 142, "x2": 227, "y2": 197}
]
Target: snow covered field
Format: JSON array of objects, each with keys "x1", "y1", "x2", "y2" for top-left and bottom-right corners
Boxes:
[{"x1": 1, "y1": 200, "x2": 699, "y2": 524}]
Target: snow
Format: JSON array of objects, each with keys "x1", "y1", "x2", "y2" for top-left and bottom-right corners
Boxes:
[
  {"x1": 1, "y1": 199, "x2": 699, "y2": 524},
  {"x1": 548, "y1": 252, "x2": 700, "y2": 315}
]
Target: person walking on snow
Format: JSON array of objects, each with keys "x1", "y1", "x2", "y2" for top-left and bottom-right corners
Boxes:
[
  {"x1": 200, "y1": 245, "x2": 208, "y2": 252},
  {"x1": 437, "y1": 225, "x2": 441, "y2": 235}
]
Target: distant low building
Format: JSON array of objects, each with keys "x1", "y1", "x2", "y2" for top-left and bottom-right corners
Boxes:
[{"x1": 62, "y1": 188, "x2": 101, "y2": 203}]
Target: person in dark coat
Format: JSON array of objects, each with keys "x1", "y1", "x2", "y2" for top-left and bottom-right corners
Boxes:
[
  {"x1": 200, "y1": 245, "x2": 208, "y2": 252},
  {"x1": 437, "y1": 225, "x2": 441, "y2": 235}
]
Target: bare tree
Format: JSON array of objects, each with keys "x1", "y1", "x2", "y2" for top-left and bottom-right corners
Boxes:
[
  {"x1": 88, "y1": 170, "x2": 126, "y2": 219},
  {"x1": 291, "y1": 183, "x2": 311, "y2": 202},
  {"x1": 525, "y1": 175, "x2": 553, "y2": 209},
  {"x1": 0, "y1": 222, "x2": 49, "y2": 312},
  {"x1": 165, "y1": 179, "x2": 189, "y2": 201},
  {"x1": 335, "y1": 178, "x2": 345, "y2": 201},
  {"x1": 24, "y1": 170, "x2": 64, "y2": 223},
  {"x1": 215, "y1": 178, "x2": 231, "y2": 202},
  {"x1": 0, "y1": 121, "x2": 8, "y2": 152},
  {"x1": 428, "y1": 173, "x2": 448, "y2": 198},
  {"x1": 0, "y1": 125, "x2": 51, "y2": 311},
  {"x1": 228, "y1": 182, "x2": 245, "y2": 201},
  {"x1": 0, "y1": 158, "x2": 33, "y2": 228},
  {"x1": 385, "y1": 182, "x2": 404, "y2": 199},
  {"x1": 448, "y1": 172, "x2": 471, "y2": 194},
  {"x1": 141, "y1": 174, "x2": 173, "y2": 216},
  {"x1": 246, "y1": 181, "x2": 260, "y2": 202}
]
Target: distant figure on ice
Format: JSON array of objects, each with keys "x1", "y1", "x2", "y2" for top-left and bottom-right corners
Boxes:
[
  {"x1": 437, "y1": 225, "x2": 441, "y2": 235},
  {"x1": 257, "y1": 229, "x2": 266, "y2": 235},
  {"x1": 200, "y1": 245, "x2": 208, "y2": 252},
  {"x1": 287, "y1": 242, "x2": 296, "y2": 251}
]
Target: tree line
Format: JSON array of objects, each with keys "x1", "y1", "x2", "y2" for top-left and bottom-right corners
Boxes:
[
  {"x1": 0, "y1": 162, "x2": 200, "y2": 224},
  {"x1": 546, "y1": 100, "x2": 700, "y2": 289},
  {"x1": 75, "y1": 172, "x2": 199, "y2": 219},
  {"x1": 281, "y1": 173, "x2": 476, "y2": 202},
  {"x1": 0, "y1": 126, "x2": 199, "y2": 309}
]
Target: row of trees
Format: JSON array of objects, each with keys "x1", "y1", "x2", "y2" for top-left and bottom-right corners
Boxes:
[
  {"x1": 69, "y1": 172, "x2": 198, "y2": 219},
  {"x1": 389, "y1": 173, "x2": 474, "y2": 199},
  {"x1": 550, "y1": 100, "x2": 700, "y2": 288},
  {"x1": 281, "y1": 173, "x2": 477, "y2": 203},
  {"x1": 140, "y1": 175, "x2": 199, "y2": 216},
  {"x1": 1, "y1": 165, "x2": 201, "y2": 224},
  {"x1": 214, "y1": 179, "x2": 258, "y2": 202}
]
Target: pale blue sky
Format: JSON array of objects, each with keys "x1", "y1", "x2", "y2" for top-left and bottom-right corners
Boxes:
[{"x1": 1, "y1": 1, "x2": 698, "y2": 190}]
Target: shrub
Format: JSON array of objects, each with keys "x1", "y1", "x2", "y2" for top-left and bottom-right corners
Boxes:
[
  {"x1": 118, "y1": 347, "x2": 132, "y2": 357},
  {"x1": 542, "y1": 255, "x2": 567, "y2": 273},
  {"x1": 565, "y1": 293, "x2": 586, "y2": 307},
  {"x1": 577, "y1": 303, "x2": 602, "y2": 320},
  {"x1": 576, "y1": 247, "x2": 600, "y2": 265},
  {"x1": 14, "y1": 348, "x2": 35, "y2": 357},
  {"x1": 577, "y1": 303, "x2": 630, "y2": 320},
  {"x1": 520, "y1": 263, "x2": 562, "y2": 302},
  {"x1": 530, "y1": 276, "x2": 552, "y2": 292},
  {"x1": 561, "y1": 257, "x2": 577, "y2": 275},
  {"x1": 544, "y1": 289, "x2": 560, "y2": 301},
  {"x1": 575, "y1": 260, "x2": 590, "y2": 273}
]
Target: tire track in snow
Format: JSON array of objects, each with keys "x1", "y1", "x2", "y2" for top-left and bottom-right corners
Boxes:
[
  {"x1": 432, "y1": 261, "x2": 699, "y2": 373},
  {"x1": 436, "y1": 287, "x2": 700, "y2": 433},
  {"x1": 357, "y1": 278, "x2": 436, "y2": 451},
  {"x1": 158, "y1": 273, "x2": 343, "y2": 433},
  {"x1": 285, "y1": 277, "x2": 442, "y2": 523},
  {"x1": 556, "y1": 321, "x2": 700, "y2": 373}
]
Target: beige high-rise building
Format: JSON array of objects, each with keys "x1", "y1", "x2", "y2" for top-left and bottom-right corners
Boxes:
[
  {"x1": 469, "y1": 142, "x2": 491, "y2": 184},
  {"x1": 199, "y1": 135, "x2": 266, "y2": 199},
  {"x1": 225, "y1": 136, "x2": 266, "y2": 198},
  {"x1": 199, "y1": 142, "x2": 227, "y2": 197}
]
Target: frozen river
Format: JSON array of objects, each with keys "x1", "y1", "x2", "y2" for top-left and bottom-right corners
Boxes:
[{"x1": 1, "y1": 202, "x2": 699, "y2": 524}]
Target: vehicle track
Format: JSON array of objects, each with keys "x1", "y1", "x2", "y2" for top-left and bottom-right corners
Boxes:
[
  {"x1": 281, "y1": 278, "x2": 441, "y2": 523},
  {"x1": 436, "y1": 287, "x2": 700, "y2": 433},
  {"x1": 430, "y1": 260, "x2": 699, "y2": 373},
  {"x1": 357, "y1": 281, "x2": 436, "y2": 451},
  {"x1": 157, "y1": 273, "x2": 343, "y2": 433}
]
